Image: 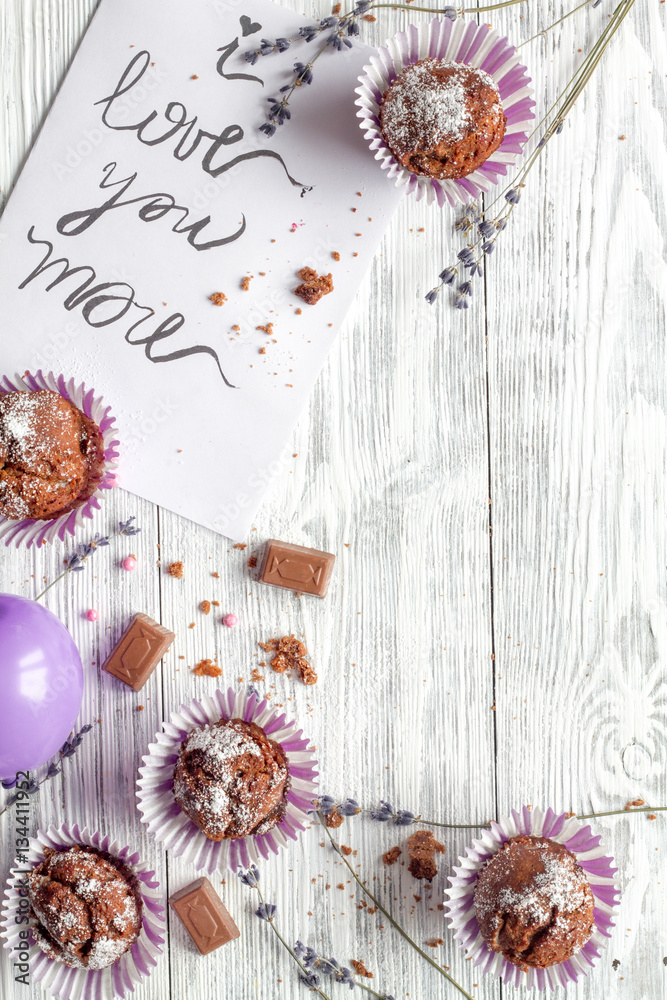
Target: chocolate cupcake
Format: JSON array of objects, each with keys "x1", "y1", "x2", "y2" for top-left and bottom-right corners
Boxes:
[
  {"x1": 379, "y1": 59, "x2": 506, "y2": 180},
  {"x1": 473, "y1": 835, "x2": 595, "y2": 971},
  {"x1": 28, "y1": 844, "x2": 142, "y2": 970},
  {"x1": 0, "y1": 389, "x2": 104, "y2": 521},
  {"x1": 173, "y1": 717, "x2": 291, "y2": 841}
]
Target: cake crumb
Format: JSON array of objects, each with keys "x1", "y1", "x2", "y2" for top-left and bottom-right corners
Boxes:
[
  {"x1": 251, "y1": 667, "x2": 264, "y2": 683},
  {"x1": 341, "y1": 845, "x2": 354, "y2": 856},
  {"x1": 212, "y1": 571, "x2": 220, "y2": 578},
  {"x1": 383, "y1": 845, "x2": 401, "y2": 866},
  {"x1": 625, "y1": 798, "x2": 645, "y2": 809},
  {"x1": 258, "y1": 634, "x2": 317, "y2": 685},
  {"x1": 200, "y1": 600, "x2": 211, "y2": 615},
  {"x1": 209, "y1": 292, "x2": 227, "y2": 306},
  {"x1": 248, "y1": 555, "x2": 258, "y2": 569},
  {"x1": 350, "y1": 960, "x2": 373, "y2": 979},
  {"x1": 324, "y1": 809, "x2": 344, "y2": 829},
  {"x1": 233, "y1": 543, "x2": 247, "y2": 550},
  {"x1": 241, "y1": 275, "x2": 253, "y2": 291},
  {"x1": 257, "y1": 323, "x2": 274, "y2": 335},
  {"x1": 167, "y1": 561, "x2": 184, "y2": 579},
  {"x1": 137, "y1": 705, "x2": 144, "y2": 711},
  {"x1": 332, "y1": 251, "x2": 341, "y2": 261},
  {"x1": 188, "y1": 622, "x2": 195, "y2": 629},
  {"x1": 192, "y1": 659, "x2": 222, "y2": 677},
  {"x1": 426, "y1": 938, "x2": 444, "y2": 948},
  {"x1": 295, "y1": 307, "x2": 302, "y2": 315},
  {"x1": 407, "y1": 830, "x2": 445, "y2": 881},
  {"x1": 294, "y1": 266, "x2": 334, "y2": 305}
]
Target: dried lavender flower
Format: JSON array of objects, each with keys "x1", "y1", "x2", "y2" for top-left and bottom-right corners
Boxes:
[
  {"x1": 255, "y1": 902, "x2": 277, "y2": 921},
  {"x1": 371, "y1": 800, "x2": 394, "y2": 822},
  {"x1": 238, "y1": 864, "x2": 260, "y2": 887},
  {"x1": 300, "y1": 971, "x2": 322, "y2": 988}
]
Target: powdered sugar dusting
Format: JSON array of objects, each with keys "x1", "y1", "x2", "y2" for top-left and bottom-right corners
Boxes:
[
  {"x1": 173, "y1": 718, "x2": 290, "y2": 840},
  {"x1": 477, "y1": 846, "x2": 591, "y2": 924},
  {"x1": 473, "y1": 836, "x2": 595, "y2": 969},
  {"x1": 28, "y1": 845, "x2": 142, "y2": 971},
  {"x1": 184, "y1": 722, "x2": 263, "y2": 765},
  {"x1": 381, "y1": 60, "x2": 502, "y2": 156}
]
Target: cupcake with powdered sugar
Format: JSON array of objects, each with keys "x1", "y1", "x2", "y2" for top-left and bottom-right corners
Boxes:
[
  {"x1": 28, "y1": 845, "x2": 142, "y2": 971},
  {"x1": 380, "y1": 60, "x2": 507, "y2": 180},
  {"x1": 473, "y1": 835, "x2": 595, "y2": 971},
  {"x1": 445, "y1": 806, "x2": 619, "y2": 991},
  {"x1": 137, "y1": 687, "x2": 319, "y2": 874},
  {"x1": 0, "y1": 371, "x2": 119, "y2": 548},
  {"x1": 2, "y1": 824, "x2": 165, "y2": 1000},
  {"x1": 173, "y1": 717, "x2": 291, "y2": 841}
]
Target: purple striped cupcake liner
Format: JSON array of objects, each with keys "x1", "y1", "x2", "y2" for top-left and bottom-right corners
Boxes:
[
  {"x1": 1, "y1": 823, "x2": 166, "y2": 1000},
  {"x1": 0, "y1": 370, "x2": 120, "y2": 548},
  {"x1": 355, "y1": 17, "x2": 535, "y2": 207},
  {"x1": 136, "y1": 687, "x2": 319, "y2": 874},
  {"x1": 445, "y1": 806, "x2": 620, "y2": 991}
]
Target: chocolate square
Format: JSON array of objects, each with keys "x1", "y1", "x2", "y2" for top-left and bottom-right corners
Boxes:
[
  {"x1": 169, "y1": 877, "x2": 240, "y2": 955},
  {"x1": 260, "y1": 539, "x2": 335, "y2": 597},
  {"x1": 102, "y1": 612, "x2": 175, "y2": 691}
]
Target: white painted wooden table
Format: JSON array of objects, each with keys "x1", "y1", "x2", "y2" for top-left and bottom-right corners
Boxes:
[{"x1": 1, "y1": 1, "x2": 666, "y2": 999}]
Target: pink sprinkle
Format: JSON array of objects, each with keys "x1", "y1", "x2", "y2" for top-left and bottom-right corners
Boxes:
[
  {"x1": 122, "y1": 555, "x2": 137, "y2": 571},
  {"x1": 222, "y1": 613, "x2": 238, "y2": 628},
  {"x1": 86, "y1": 609, "x2": 98, "y2": 622}
]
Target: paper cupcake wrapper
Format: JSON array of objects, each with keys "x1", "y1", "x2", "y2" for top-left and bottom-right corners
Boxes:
[
  {"x1": 0, "y1": 370, "x2": 120, "y2": 548},
  {"x1": 137, "y1": 687, "x2": 319, "y2": 874},
  {"x1": 445, "y1": 806, "x2": 620, "y2": 991},
  {"x1": 1, "y1": 823, "x2": 166, "y2": 1000},
  {"x1": 355, "y1": 17, "x2": 535, "y2": 207}
]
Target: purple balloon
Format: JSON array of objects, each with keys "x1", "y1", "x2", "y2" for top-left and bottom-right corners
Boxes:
[{"x1": 0, "y1": 594, "x2": 83, "y2": 778}]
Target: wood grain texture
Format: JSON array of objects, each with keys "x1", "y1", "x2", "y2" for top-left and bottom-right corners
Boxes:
[{"x1": 1, "y1": 1, "x2": 665, "y2": 999}]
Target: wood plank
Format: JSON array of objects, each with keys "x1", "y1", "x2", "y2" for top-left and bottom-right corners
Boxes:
[{"x1": 486, "y1": 2, "x2": 667, "y2": 996}]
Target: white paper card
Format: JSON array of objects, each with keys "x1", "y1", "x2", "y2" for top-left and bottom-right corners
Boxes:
[{"x1": 0, "y1": 0, "x2": 401, "y2": 538}]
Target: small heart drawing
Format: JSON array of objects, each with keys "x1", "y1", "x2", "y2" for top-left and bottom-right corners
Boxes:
[{"x1": 239, "y1": 14, "x2": 261, "y2": 36}]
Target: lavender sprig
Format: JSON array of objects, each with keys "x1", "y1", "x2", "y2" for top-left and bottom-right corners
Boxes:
[
  {"x1": 238, "y1": 867, "x2": 334, "y2": 1000},
  {"x1": 315, "y1": 794, "x2": 667, "y2": 831},
  {"x1": 426, "y1": 0, "x2": 637, "y2": 308},
  {"x1": 316, "y1": 796, "x2": 361, "y2": 817},
  {"x1": 0, "y1": 724, "x2": 93, "y2": 818},
  {"x1": 317, "y1": 813, "x2": 475, "y2": 1000},
  {"x1": 35, "y1": 516, "x2": 141, "y2": 601},
  {"x1": 370, "y1": 800, "x2": 415, "y2": 826},
  {"x1": 257, "y1": 1, "x2": 372, "y2": 137},
  {"x1": 313, "y1": 795, "x2": 485, "y2": 829},
  {"x1": 295, "y1": 943, "x2": 394, "y2": 997}
]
